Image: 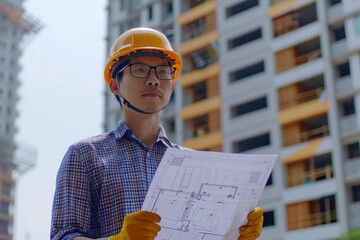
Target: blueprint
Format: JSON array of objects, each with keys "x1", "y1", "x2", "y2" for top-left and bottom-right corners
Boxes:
[{"x1": 142, "y1": 148, "x2": 277, "y2": 240}]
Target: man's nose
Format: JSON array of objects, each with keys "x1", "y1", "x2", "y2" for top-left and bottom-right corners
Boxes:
[{"x1": 146, "y1": 69, "x2": 160, "y2": 86}]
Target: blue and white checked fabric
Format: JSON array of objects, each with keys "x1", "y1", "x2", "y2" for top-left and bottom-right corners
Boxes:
[{"x1": 50, "y1": 121, "x2": 182, "y2": 240}]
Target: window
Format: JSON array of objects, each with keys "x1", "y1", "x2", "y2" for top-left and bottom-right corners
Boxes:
[
  {"x1": 166, "y1": 2, "x2": 173, "y2": 14},
  {"x1": 148, "y1": 5, "x2": 153, "y2": 20},
  {"x1": 226, "y1": 0, "x2": 259, "y2": 18},
  {"x1": 329, "y1": 0, "x2": 341, "y2": 6},
  {"x1": 229, "y1": 61, "x2": 265, "y2": 83},
  {"x1": 347, "y1": 142, "x2": 360, "y2": 159},
  {"x1": 233, "y1": 133, "x2": 270, "y2": 153},
  {"x1": 352, "y1": 184, "x2": 360, "y2": 202},
  {"x1": 341, "y1": 98, "x2": 355, "y2": 116},
  {"x1": 228, "y1": 28, "x2": 262, "y2": 50},
  {"x1": 231, "y1": 96, "x2": 267, "y2": 118},
  {"x1": 332, "y1": 24, "x2": 346, "y2": 41},
  {"x1": 263, "y1": 210, "x2": 275, "y2": 227},
  {"x1": 336, "y1": 61, "x2": 350, "y2": 78}
]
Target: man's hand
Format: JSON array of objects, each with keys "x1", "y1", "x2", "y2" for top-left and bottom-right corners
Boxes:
[
  {"x1": 108, "y1": 211, "x2": 161, "y2": 240},
  {"x1": 238, "y1": 207, "x2": 263, "y2": 240}
]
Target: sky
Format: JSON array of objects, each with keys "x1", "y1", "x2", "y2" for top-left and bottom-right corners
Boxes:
[{"x1": 15, "y1": 0, "x2": 106, "y2": 239}]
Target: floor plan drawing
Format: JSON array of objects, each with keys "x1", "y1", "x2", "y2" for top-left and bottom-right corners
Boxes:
[{"x1": 142, "y1": 149, "x2": 277, "y2": 240}]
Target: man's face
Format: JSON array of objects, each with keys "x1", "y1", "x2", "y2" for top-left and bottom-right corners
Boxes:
[{"x1": 116, "y1": 55, "x2": 174, "y2": 114}]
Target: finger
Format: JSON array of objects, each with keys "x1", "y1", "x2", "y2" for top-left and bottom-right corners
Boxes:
[
  {"x1": 240, "y1": 226, "x2": 262, "y2": 236},
  {"x1": 133, "y1": 211, "x2": 161, "y2": 222},
  {"x1": 247, "y1": 207, "x2": 263, "y2": 220},
  {"x1": 247, "y1": 215, "x2": 264, "y2": 226},
  {"x1": 136, "y1": 221, "x2": 161, "y2": 232}
]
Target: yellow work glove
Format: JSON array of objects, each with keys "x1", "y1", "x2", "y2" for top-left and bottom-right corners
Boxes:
[
  {"x1": 108, "y1": 211, "x2": 161, "y2": 240},
  {"x1": 238, "y1": 207, "x2": 263, "y2": 240}
]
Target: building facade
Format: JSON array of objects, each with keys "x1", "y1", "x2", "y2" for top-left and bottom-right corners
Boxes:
[
  {"x1": 0, "y1": 0, "x2": 39, "y2": 239},
  {"x1": 104, "y1": 0, "x2": 360, "y2": 239}
]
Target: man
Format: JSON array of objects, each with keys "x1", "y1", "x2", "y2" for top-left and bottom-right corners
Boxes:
[{"x1": 51, "y1": 27, "x2": 263, "y2": 240}]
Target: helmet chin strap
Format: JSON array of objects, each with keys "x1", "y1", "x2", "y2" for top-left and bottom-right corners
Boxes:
[{"x1": 115, "y1": 74, "x2": 168, "y2": 115}]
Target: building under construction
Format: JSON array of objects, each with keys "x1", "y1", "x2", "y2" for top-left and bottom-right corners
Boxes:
[
  {"x1": 104, "y1": 0, "x2": 360, "y2": 239},
  {"x1": 0, "y1": 0, "x2": 40, "y2": 239}
]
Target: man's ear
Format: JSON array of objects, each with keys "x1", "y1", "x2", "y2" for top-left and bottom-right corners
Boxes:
[
  {"x1": 109, "y1": 79, "x2": 119, "y2": 94},
  {"x1": 171, "y1": 84, "x2": 175, "y2": 92}
]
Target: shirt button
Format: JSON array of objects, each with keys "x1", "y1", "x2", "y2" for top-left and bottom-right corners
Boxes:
[{"x1": 147, "y1": 151, "x2": 150, "y2": 157}]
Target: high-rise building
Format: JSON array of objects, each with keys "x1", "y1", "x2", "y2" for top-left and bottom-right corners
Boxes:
[
  {"x1": 0, "y1": 0, "x2": 40, "y2": 239},
  {"x1": 104, "y1": 0, "x2": 360, "y2": 239}
]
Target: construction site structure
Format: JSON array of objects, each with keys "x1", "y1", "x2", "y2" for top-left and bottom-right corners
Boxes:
[
  {"x1": 0, "y1": 0, "x2": 41, "y2": 239},
  {"x1": 104, "y1": 0, "x2": 360, "y2": 239}
]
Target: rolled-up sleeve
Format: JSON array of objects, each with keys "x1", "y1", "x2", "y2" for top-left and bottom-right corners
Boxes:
[{"x1": 50, "y1": 145, "x2": 92, "y2": 240}]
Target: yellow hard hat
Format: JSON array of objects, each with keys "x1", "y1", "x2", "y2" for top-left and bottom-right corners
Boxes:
[{"x1": 104, "y1": 27, "x2": 182, "y2": 86}]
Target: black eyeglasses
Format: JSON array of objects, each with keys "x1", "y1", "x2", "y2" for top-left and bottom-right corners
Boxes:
[{"x1": 120, "y1": 63, "x2": 176, "y2": 80}]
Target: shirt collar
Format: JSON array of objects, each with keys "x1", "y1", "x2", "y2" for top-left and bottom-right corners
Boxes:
[{"x1": 114, "y1": 121, "x2": 176, "y2": 148}]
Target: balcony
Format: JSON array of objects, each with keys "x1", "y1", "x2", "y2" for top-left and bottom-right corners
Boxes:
[
  {"x1": 286, "y1": 154, "x2": 333, "y2": 187},
  {"x1": 287, "y1": 195, "x2": 337, "y2": 231},
  {"x1": 182, "y1": 44, "x2": 218, "y2": 73},
  {"x1": 282, "y1": 115, "x2": 329, "y2": 147},
  {"x1": 179, "y1": 30, "x2": 218, "y2": 56},
  {"x1": 180, "y1": 0, "x2": 214, "y2": 18},
  {"x1": 278, "y1": 75, "x2": 325, "y2": 110},
  {"x1": 181, "y1": 12, "x2": 216, "y2": 42},
  {"x1": 181, "y1": 96, "x2": 221, "y2": 120},
  {"x1": 276, "y1": 38, "x2": 321, "y2": 73},
  {"x1": 181, "y1": 63, "x2": 219, "y2": 87},
  {"x1": 272, "y1": 3, "x2": 317, "y2": 38},
  {"x1": 182, "y1": 111, "x2": 222, "y2": 150}
]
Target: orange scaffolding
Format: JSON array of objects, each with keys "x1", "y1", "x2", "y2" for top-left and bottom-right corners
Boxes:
[{"x1": 0, "y1": 0, "x2": 42, "y2": 46}]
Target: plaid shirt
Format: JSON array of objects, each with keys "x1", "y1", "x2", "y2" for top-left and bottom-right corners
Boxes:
[{"x1": 51, "y1": 121, "x2": 182, "y2": 240}]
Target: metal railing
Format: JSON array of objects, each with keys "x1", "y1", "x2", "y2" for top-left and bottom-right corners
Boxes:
[
  {"x1": 286, "y1": 165, "x2": 333, "y2": 187},
  {"x1": 288, "y1": 210, "x2": 337, "y2": 230},
  {"x1": 279, "y1": 87, "x2": 324, "y2": 109},
  {"x1": 277, "y1": 48, "x2": 321, "y2": 73},
  {"x1": 284, "y1": 125, "x2": 329, "y2": 146}
]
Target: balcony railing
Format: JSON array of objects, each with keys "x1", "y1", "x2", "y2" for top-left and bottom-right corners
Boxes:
[
  {"x1": 182, "y1": 15, "x2": 215, "y2": 42},
  {"x1": 273, "y1": 13, "x2": 300, "y2": 37},
  {"x1": 288, "y1": 210, "x2": 337, "y2": 230},
  {"x1": 279, "y1": 87, "x2": 324, "y2": 109},
  {"x1": 284, "y1": 125, "x2": 329, "y2": 147},
  {"x1": 287, "y1": 165, "x2": 333, "y2": 187},
  {"x1": 277, "y1": 48, "x2": 321, "y2": 73}
]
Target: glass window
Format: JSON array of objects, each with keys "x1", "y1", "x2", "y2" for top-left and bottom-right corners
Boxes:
[
  {"x1": 228, "y1": 28, "x2": 262, "y2": 50},
  {"x1": 226, "y1": 0, "x2": 259, "y2": 18},
  {"x1": 347, "y1": 142, "x2": 360, "y2": 159},
  {"x1": 342, "y1": 98, "x2": 355, "y2": 116},
  {"x1": 233, "y1": 133, "x2": 270, "y2": 153},
  {"x1": 336, "y1": 61, "x2": 350, "y2": 78},
  {"x1": 329, "y1": 0, "x2": 341, "y2": 6},
  {"x1": 231, "y1": 96, "x2": 267, "y2": 118},
  {"x1": 352, "y1": 184, "x2": 360, "y2": 202},
  {"x1": 332, "y1": 24, "x2": 346, "y2": 41},
  {"x1": 229, "y1": 61, "x2": 265, "y2": 83},
  {"x1": 263, "y1": 210, "x2": 275, "y2": 227}
]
